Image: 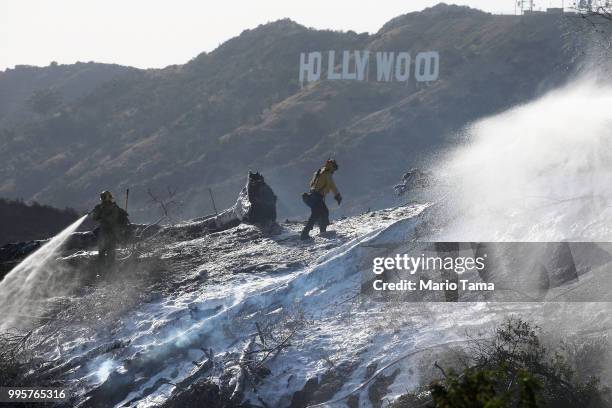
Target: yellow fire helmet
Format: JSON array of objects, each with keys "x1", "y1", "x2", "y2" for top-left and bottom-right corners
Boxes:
[
  {"x1": 325, "y1": 159, "x2": 338, "y2": 171},
  {"x1": 100, "y1": 190, "x2": 113, "y2": 202}
]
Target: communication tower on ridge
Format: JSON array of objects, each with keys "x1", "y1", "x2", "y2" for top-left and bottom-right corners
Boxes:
[
  {"x1": 518, "y1": 0, "x2": 535, "y2": 13},
  {"x1": 516, "y1": 0, "x2": 574, "y2": 15}
]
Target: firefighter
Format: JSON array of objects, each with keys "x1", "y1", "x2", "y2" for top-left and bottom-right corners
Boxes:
[
  {"x1": 301, "y1": 159, "x2": 342, "y2": 240},
  {"x1": 91, "y1": 191, "x2": 129, "y2": 265}
]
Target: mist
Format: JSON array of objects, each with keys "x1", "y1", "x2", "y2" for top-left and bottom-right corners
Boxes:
[{"x1": 433, "y1": 79, "x2": 612, "y2": 242}]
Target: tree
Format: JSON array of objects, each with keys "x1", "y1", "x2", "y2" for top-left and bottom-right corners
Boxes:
[
  {"x1": 428, "y1": 319, "x2": 611, "y2": 408},
  {"x1": 575, "y1": 0, "x2": 612, "y2": 21},
  {"x1": 562, "y1": 1, "x2": 612, "y2": 66}
]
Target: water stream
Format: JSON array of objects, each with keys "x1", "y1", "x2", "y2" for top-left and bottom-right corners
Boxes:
[{"x1": 0, "y1": 215, "x2": 88, "y2": 330}]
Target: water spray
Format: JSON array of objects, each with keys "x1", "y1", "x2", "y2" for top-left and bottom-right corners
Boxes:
[
  {"x1": 432, "y1": 80, "x2": 612, "y2": 242},
  {"x1": 0, "y1": 215, "x2": 88, "y2": 330}
]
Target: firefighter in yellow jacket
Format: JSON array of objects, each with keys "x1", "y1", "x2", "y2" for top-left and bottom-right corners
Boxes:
[{"x1": 301, "y1": 159, "x2": 342, "y2": 240}]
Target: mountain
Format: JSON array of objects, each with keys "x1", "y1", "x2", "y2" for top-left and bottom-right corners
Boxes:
[
  {"x1": 0, "y1": 5, "x2": 576, "y2": 222},
  {"x1": 0, "y1": 62, "x2": 136, "y2": 127}
]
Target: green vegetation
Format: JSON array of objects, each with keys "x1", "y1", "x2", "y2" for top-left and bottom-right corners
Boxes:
[{"x1": 390, "y1": 319, "x2": 611, "y2": 408}]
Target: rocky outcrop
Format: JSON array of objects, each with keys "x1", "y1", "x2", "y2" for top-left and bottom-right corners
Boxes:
[
  {"x1": 167, "y1": 172, "x2": 278, "y2": 239},
  {"x1": 203, "y1": 171, "x2": 277, "y2": 231}
]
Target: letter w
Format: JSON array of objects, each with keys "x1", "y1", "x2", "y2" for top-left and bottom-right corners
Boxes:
[{"x1": 376, "y1": 52, "x2": 394, "y2": 82}]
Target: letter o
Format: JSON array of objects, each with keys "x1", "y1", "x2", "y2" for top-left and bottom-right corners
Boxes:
[{"x1": 415, "y1": 51, "x2": 439, "y2": 82}]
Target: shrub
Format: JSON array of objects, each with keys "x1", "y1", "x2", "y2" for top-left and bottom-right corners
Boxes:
[{"x1": 390, "y1": 318, "x2": 611, "y2": 408}]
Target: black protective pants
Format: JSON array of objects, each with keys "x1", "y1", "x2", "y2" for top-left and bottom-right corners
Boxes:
[
  {"x1": 303, "y1": 192, "x2": 329, "y2": 235},
  {"x1": 97, "y1": 229, "x2": 117, "y2": 267}
]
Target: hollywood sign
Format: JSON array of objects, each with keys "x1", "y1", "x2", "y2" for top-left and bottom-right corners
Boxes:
[{"x1": 299, "y1": 50, "x2": 439, "y2": 85}]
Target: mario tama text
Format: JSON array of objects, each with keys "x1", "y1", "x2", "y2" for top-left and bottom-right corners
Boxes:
[
  {"x1": 299, "y1": 50, "x2": 440, "y2": 85},
  {"x1": 370, "y1": 254, "x2": 495, "y2": 294}
]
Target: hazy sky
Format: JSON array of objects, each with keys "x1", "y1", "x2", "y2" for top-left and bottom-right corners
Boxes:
[{"x1": 0, "y1": 0, "x2": 567, "y2": 70}]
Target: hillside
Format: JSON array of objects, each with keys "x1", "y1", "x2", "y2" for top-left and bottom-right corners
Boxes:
[
  {"x1": 0, "y1": 62, "x2": 136, "y2": 127},
  {"x1": 0, "y1": 4, "x2": 577, "y2": 222},
  {"x1": 0, "y1": 202, "x2": 608, "y2": 406},
  {"x1": 0, "y1": 198, "x2": 79, "y2": 245}
]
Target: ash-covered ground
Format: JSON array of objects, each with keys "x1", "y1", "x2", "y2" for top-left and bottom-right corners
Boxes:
[{"x1": 3, "y1": 201, "x2": 609, "y2": 408}]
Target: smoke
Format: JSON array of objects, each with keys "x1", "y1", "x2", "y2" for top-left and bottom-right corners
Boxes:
[
  {"x1": 433, "y1": 79, "x2": 612, "y2": 242},
  {"x1": 0, "y1": 215, "x2": 87, "y2": 331}
]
